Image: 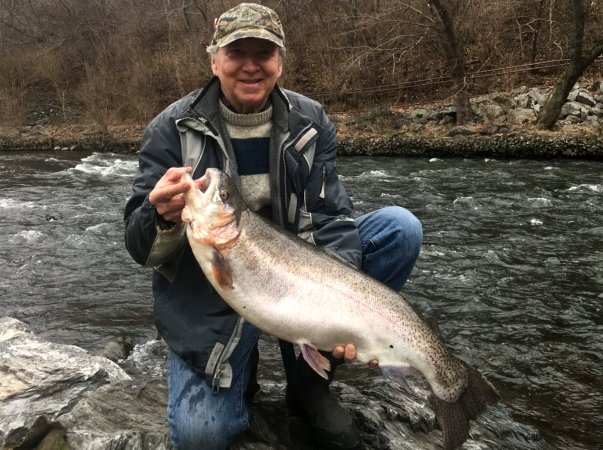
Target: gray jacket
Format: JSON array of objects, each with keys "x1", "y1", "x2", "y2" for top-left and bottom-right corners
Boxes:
[{"x1": 124, "y1": 77, "x2": 361, "y2": 389}]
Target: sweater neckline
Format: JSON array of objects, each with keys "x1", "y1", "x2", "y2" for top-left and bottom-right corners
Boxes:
[{"x1": 219, "y1": 99, "x2": 273, "y2": 127}]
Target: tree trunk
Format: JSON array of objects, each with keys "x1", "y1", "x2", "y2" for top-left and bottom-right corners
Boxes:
[
  {"x1": 182, "y1": 0, "x2": 199, "y2": 37},
  {"x1": 430, "y1": 0, "x2": 474, "y2": 125},
  {"x1": 537, "y1": 0, "x2": 603, "y2": 129},
  {"x1": 530, "y1": 0, "x2": 546, "y2": 67},
  {"x1": 537, "y1": 63, "x2": 583, "y2": 129}
]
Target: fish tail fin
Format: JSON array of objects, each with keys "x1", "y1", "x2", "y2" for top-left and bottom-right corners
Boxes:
[{"x1": 433, "y1": 363, "x2": 500, "y2": 450}]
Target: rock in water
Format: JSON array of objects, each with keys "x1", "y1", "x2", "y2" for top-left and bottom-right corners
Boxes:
[
  {"x1": 97, "y1": 335, "x2": 135, "y2": 362},
  {"x1": 0, "y1": 317, "x2": 165, "y2": 449},
  {"x1": 0, "y1": 317, "x2": 545, "y2": 449}
]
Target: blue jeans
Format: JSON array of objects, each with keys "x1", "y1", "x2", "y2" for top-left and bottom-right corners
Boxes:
[{"x1": 167, "y1": 206, "x2": 422, "y2": 449}]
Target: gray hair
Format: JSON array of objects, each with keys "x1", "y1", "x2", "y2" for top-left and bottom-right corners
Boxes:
[{"x1": 206, "y1": 44, "x2": 219, "y2": 54}]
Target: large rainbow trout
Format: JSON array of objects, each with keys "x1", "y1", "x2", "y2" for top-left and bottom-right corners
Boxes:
[{"x1": 181, "y1": 168, "x2": 499, "y2": 450}]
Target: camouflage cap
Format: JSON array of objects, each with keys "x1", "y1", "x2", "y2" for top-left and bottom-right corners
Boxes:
[{"x1": 210, "y1": 3, "x2": 285, "y2": 49}]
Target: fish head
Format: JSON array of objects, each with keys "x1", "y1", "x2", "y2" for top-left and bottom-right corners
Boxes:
[{"x1": 181, "y1": 168, "x2": 244, "y2": 249}]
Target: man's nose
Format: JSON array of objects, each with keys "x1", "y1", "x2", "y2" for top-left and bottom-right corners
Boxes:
[{"x1": 241, "y1": 56, "x2": 260, "y2": 72}]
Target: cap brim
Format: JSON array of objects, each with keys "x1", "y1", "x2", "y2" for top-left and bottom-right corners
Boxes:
[{"x1": 217, "y1": 28, "x2": 284, "y2": 48}]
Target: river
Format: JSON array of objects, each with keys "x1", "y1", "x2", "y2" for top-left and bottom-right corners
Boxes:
[{"x1": 0, "y1": 150, "x2": 601, "y2": 449}]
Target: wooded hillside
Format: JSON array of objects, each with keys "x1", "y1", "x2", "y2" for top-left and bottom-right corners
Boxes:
[{"x1": 1, "y1": 0, "x2": 602, "y2": 130}]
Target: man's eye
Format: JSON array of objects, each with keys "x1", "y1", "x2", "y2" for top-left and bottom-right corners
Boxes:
[
  {"x1": 228, "y1": 50, "x2": 243, "y2": 57},
  {"x1": 259, "y1": 52, "x2": 274, "y2": 59}
]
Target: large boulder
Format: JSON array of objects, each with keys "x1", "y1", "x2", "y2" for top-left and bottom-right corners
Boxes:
[
  {"x1": 0, "y1": 317, "x2": 166, "y2": 450},
  {"x1": 568, "y1": 88, "x2": 597, "y2": 107}
]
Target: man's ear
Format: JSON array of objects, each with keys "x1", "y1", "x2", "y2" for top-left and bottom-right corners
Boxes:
[{"x1": 210, "y1": 55, "x2": 218, "y2": 76}]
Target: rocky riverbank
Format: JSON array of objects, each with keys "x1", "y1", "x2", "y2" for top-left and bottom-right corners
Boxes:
[
  {"x1": 1, "y1": 317, "x2": 545, "y2": 450},
  {"x1": 0, "y1": 83, "x2": 602, "y2": 159}
]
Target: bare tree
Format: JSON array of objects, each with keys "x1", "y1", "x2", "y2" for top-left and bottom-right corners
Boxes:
[
  {"x1": 529, "y1": 0, "x2": 547, "y2": 66},
  {"x1": 182, "y1": 0, "x2": 212, "y2": 37},
  {"x1": 429, "y1": 0, "x2": 474, "y2": 124},
  {"x1": 37, "y1": 49, "x2": 71, "y2": 120},
  {"x1": 537, "y1": 0, "x2": 603, "y2": 129}
]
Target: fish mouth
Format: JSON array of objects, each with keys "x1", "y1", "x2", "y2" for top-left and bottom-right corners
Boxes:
[
  {"x1": 181, "y1": 168, "x2": 232, "y2": 232},
  {"x1": 197, "y1": 168, "x2": 223, "y2": 200},
  {"x1": 196, "y1": 170, "x2": 212, "y2": 194},
  {"x1": 189, "y1": 168, "x2": 239, "y2": 248}
]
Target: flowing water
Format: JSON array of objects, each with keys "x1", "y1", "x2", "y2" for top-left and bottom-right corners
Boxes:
[{"x1": 0, "y1": 151, "x2": 601, "y2": 449}]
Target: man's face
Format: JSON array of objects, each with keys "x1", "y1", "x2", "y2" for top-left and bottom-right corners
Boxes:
[{"x1": 211, "y1": 38, "x2": 283, "y2": 114}]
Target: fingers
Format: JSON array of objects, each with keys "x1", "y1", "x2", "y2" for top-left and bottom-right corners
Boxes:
[
  {"x1": 332, "y1": 344, "x2": 379, "y2": 368},
  {"x1": 333, "y1": 343, "x2": 357, "y2": 363},
  {"x1": 343, "y1": 343, "x2": 356, "y2": 363},
  {"x1": 164, "y1": 166, "x2": 192, "y2": 181},
  {"x1": 153, "y1": 179, "x2": 192, "y2": 203},
  {"x1": 159, "y1": 194, "x2": 187, "y2": 222},
  {"x1": 332, "y1": 345, "x2": 345, "y2": 359},
  {"x1": 149, "y1": 167, "x2": 193, "y2": 223},
  {"x1": 153, "y1": 167, "x2": 193, "y2": 196},
  {"x1": 161, "y1": 167, "x2": 194, "y2": 195}
]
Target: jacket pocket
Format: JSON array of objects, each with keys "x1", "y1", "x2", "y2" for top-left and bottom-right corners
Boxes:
[
  {"x1": 306, "y1": 160, "x2": 347, "y2": 215},
  {"x1": 284, "y1": 144, "x2": 314, "y2": 193}
]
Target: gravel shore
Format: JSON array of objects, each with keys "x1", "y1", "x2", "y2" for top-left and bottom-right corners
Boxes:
[{"x1": 1, "y1": 128, "x2": 601, "y2": 160}]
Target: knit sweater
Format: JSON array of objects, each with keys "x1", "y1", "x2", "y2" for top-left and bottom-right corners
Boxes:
[{"x1": 220, "y1": 100, "x2": 272, "y2": 213}]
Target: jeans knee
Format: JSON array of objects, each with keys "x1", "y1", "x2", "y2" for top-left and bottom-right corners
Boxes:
[
  {"x1": 357, "y1": 206, "x2": 422, "y2": 289},
  {"x1": 170, "y1": 411, "x2": 245, "y2": 450},
  {"x1": 383, "y1": 206, "x2": 423, "y2": 249}
]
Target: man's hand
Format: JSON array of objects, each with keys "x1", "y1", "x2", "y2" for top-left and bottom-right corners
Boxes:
[
  {"x1": 149, "y1": 167, "x2": 194, "y2": 223},
  {"x1": 332, "y1": 343, "x2": 378, "y2": 368}
]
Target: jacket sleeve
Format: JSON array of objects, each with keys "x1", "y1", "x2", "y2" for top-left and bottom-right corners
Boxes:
[
  {"x1": 123, "y1": 111, "x2": 186, "y2": 268},
  {"x1": 304, "y1": 109, "x2": 362, "y2": 269}
]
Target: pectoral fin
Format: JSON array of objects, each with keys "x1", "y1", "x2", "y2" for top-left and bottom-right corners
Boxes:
[
  {"x1": 300, "y1": 342, "x2": 331, "y2": 379},
  {"x1": 211, "y1": 249, "x2": 233, "y2": 289}
]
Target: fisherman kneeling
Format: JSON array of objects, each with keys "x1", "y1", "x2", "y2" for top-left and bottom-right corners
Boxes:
[{"x1": 124, "y1": 3, "x2": 422, "y2": 449}]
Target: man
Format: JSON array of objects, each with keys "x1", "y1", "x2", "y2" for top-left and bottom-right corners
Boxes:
[{"x1": 124, "y1": 3, "x2": 422, "y2": 449}]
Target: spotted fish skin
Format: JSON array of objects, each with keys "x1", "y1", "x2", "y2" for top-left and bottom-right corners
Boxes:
[{"x1": 181, "y1": 168, "x2": 499, "y2": 450}]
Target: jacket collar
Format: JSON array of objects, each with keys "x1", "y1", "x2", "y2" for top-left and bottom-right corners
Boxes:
[
  {"x1": 181, "y1": 77, "x2": 312, "y2": 142},
  {"x1": 187, "y1": 77, "x2": 222, "y2": 124}
]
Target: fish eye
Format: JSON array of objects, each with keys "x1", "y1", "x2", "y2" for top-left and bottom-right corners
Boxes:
[{"x1": 219, "y1": 190, "x2": 230, "y2": 201}]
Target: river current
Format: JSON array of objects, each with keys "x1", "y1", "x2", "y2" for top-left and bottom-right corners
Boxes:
[{"x1": 0, "y1": 151, "x2": 601, "y2": 449}]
